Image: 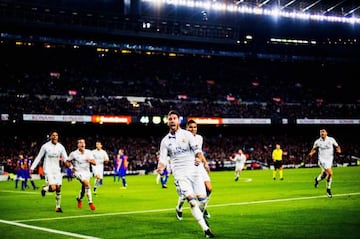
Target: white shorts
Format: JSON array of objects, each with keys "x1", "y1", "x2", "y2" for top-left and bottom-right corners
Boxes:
[
  {"x1": 92, "y1": 165, "x2": 104, "y2": 178},
  {"x1": 74, "y1": 171, "x2": 91, "y2": 182},
  {"x1": 235, "y1": 162, "x2": 245, "y2": 171},
  {"x1": 198, "y1": 164, "x2": 210, "y2": 182},
  {"x1": 45, "y1": 171, "x2": 63, "y2": 185},
  {"x1": 318, "y1": 160, "x2": 333, "y2": 170},
  {"x1": 174, "y1": 173, "x2": 206, "y2": 199}
]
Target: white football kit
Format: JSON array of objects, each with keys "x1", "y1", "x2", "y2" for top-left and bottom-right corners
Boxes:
[
  {"x1": 31, "y1": 141, "x2": 68, "y2": 185},
  {"x1": 67, "y1": 149, "x2": 95, "y2": 181},
  {"x1": 313, "y1": 136, "x2": 339, "y2": 170},
  {"x1": 233, "y1": 153, "x2": 247, "y2": 171},
  {"x1": 91, "y1": 149, "x2": 109, "y2": 178},
  {"x1": 159, "y1": 128, "x2": 206, "y2": 197}
]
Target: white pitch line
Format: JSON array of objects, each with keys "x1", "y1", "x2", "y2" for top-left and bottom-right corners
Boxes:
[
  {"x1": 1, "y1": 190, "x2": 39, "y2": 195},
  {"x1": 208, "y1": 192, "x2": 360, "y2": 208},
  {"x1": 11, "y1": 192, "x2": 360, "y2": 224},
  {"x1": 0, "y1": 219, "x2": 101, "y2": 239}
]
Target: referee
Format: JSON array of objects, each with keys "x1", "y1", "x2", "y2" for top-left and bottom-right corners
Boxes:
[{"x1": 272, "y1": 144, "x2": 284, "y2": 180}]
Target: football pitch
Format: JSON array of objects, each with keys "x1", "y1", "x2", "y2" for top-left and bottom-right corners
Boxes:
[{"x1": 1, "y1": 166, "x2": 359, "y2": 239}]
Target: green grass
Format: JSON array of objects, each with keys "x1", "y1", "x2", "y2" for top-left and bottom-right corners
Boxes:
[{"x1": 1, "y1": 167, "x2": 360, "y2": 239}]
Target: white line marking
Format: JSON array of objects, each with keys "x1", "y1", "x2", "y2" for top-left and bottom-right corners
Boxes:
[
  {"x1": 209, "y1": 192, "x2": 360, "y2": 207},
  {"x1": 0, "y1": 219, "x2": 101, "y2": 239},
  {"x1": 1, "y1": 190, "x2": 39, "y2": 195},
  {"x1": 11, "y1": 192, "x2": 360, "y2": 223}
]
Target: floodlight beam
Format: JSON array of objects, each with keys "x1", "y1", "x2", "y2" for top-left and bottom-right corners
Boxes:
[
  {"x1": 344, "y1": 5, "x2": 360, "y2": 17},
  {"x1": 302, "y1": 0, "x2": 323, "y2": 13},
  {"x1": 281, "y1": 0, "x2": 298, "y2": 10},
  {"x1": 258, "y1": 0, "x2": 272, "y2": 8},
  {"x1": 323, "y1": 0, "x2": 347, "y2": 15}
]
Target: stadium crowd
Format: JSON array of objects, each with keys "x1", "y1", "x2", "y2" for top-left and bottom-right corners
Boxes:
[
  {"x1": 0, "y1": 42, "x2": 359, "y2": 177},
  {"x1": 1, "y1": 42, "x2": 359, "y2": 120}
]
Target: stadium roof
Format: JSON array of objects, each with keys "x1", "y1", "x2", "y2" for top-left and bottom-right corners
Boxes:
[
  {"x1": 1, "y1": 0, "x2": 359, "y2": 18},
  {"x1": 139, "y1": 0, "x2": 360, "y2": 25},
  {"x1": 0, "y1": 0, "x2": 359, "y2": 60},
  {"x1": 226, "y1": 0, "x2": 359, "y2": 18}
]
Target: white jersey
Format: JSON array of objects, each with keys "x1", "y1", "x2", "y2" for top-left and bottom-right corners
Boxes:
[
  {"x1": 194, "y1": 134, "x2": 210, "y2": 182},
  {"x1": 159, "y1": 128, "x2": 202, "y2": 179},
  {"x1": 91, "y1": 149, "x2": 109, "y2": 176},
  {"x1": 313, "y1": 136, "x2": 339, "y2": 163},
  {"x1": 194, "y1": 134, "x2": 203, "y2": 149},
  {"x1": 233, "y1": 153, "x2": 247, "y2": 171},
  {"x1": 30, "y1": 141, "x2": 68, "y2": 174},
  {"x1": 67, "y1": 149, "x2": 95, "y2": 180}
]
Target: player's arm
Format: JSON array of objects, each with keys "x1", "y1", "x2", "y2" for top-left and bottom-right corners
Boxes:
[
  {"x1": 229, "y1": 154, "x2": 238, "y2": 162},
  {"x1": 104, "y1": 153, "x2": 110, "y2": 162},
  {"x1": 60, "y1": 147, "x2": 69, "y2": 162},
  {"x1": 308, "y1": 148, "x2": 317, "y2": 158},
  {"x1": 157, "y1": 141, "x2": 168, "y2": 174},
  {"x1": 65, "y1": 153, "x2": 75, "y2": 171},
  {"x1": 87, "y1": 158, "x2": 96, "y2": 166},
  {"x1": 335, "y1": 145, "x2": 341, "y2": 154},
  {"x1": 65, "y1": 160, "x2": 72, "y2": 168},
  {"x1": 157, "y1": 162, "x2": 166, "y2": 174},
  {"x1": 189, "y1": 134, "x2": 210, "y2": 171},
  {"x1": 30, "y1": 145, "x2": 45, "y2": 172},
  {"x1": 157, "y1": 154, "x2": 167, "y2": 174},
  {"x1": 195, "y1": 152, "x2": 210, "y2": 173}
]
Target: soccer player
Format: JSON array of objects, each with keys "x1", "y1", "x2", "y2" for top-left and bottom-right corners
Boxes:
[
  {"x1": 309, "y1": 128, "x2": 341, "y2": 198},
  {"x1": 272, "y1": 144, "x2": 284, "y2": 180},
  {"x1": 66, "y1": 138, "x2": 96, "y2": 210},
  {"x1": 175, "y1": 119, "x2": 213, "y2": 220},
  {"x1": 157, "y1": 110, "x2": 215, "y2": 238},
  {"x1": 15, "y1": 154, "x2": 26, "y2": 190},
  {"x1": 30, "y1": 131, "x2": 68, "y2": 213},
  {"x1": 14, "y1": 161, "x2": 26, "y2": 190},
  {"x1": 23, "y1": 156, "x2": 38, "y2": 190},
  {"x1": 229, "y1": 148, "x2": 247, "y2": 181},
  {"x1": 116, "y1": 148, "x2": 128, "y2": 189},
  {"x1": 92, "y1": 140, "x2": 110, "y2": 194}
]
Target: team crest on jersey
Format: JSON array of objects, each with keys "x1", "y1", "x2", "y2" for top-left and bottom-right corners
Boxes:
[{"x1": 182, "y1": 138, "x2": 186, "y2": 143}]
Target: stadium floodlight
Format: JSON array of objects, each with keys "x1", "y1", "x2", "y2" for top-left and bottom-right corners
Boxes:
[
  {"x1": 344, "y1": 6, "x2": 360, "y2": 17},
  {"x1": 322, "y1": 0, "x2": 345, "y2": 15},
  {"x1": 141, "y1": 0, "x2": 360, "y2": 24}
]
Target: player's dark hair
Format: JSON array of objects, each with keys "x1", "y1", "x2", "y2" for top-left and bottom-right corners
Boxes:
[
  {"x1": 187, "y1": 119, "x2": 196, "y2": 125},
  {"x1": 168, "y1": 110, "x2": 180, "y2": 118}
]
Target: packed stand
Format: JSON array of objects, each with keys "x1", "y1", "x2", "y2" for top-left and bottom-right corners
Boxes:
[{"x1": 0, "y1": 42, "x2": 359, "y2": 119}]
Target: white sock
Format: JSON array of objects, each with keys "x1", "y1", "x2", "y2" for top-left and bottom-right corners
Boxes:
[
  {"x1": 56, "y1": 192, "x2": 61, "y2": 208},
  {"x1": 189, "y1": 199, "x2": 209, "y2": 231},
  {"x1": 85, "y1": 187, "x2": 92, "y2": 203}
]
